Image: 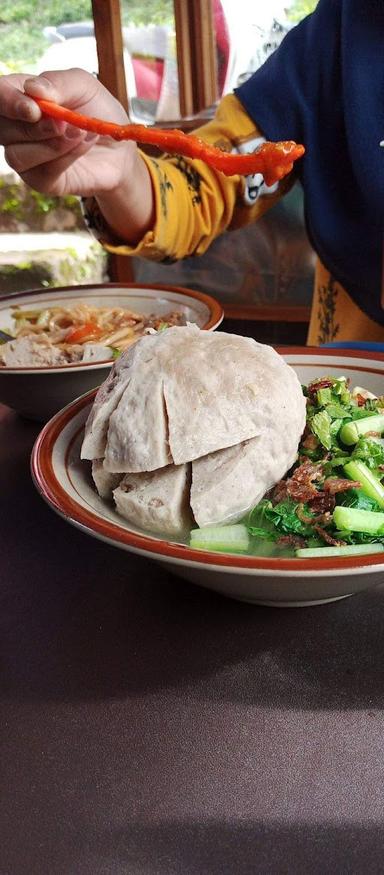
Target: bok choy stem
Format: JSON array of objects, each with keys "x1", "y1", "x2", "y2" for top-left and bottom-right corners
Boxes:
[
  {"x1": 296, "y1": 543, "x2": 384, "y2": 558},
  {"x1": 190, "y1": 524, "x2": 250, "y2": 553},
  {"x1": 340, "y1": 413, "x2": 384, "y2": 445},
  {"x1": 343, "y1": 459, "x2": 384, "y2": 508},
  {"x1": 333, "y1": 506, "x2": 384, "y2": 535}
]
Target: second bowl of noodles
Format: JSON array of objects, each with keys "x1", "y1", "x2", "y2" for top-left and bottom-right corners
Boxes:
[{"x1": 0, "y1": 282, "x2": 223, "y2": 421}]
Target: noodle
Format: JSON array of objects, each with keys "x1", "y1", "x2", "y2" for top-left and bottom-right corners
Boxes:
[{"x1": 0, "y1": 303, "x2": 184, "y2": 367}]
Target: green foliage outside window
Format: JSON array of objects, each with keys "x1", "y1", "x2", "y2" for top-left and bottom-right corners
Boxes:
[
  {"x1": 287, "y1": 1, "x2": 318, "y2": 22},
  {"x1": 0, "y1": 1, "x2": 173, "y2": 71},
  {"x1": 0, "y1": 0, "x2": 318, "y2": 71}
]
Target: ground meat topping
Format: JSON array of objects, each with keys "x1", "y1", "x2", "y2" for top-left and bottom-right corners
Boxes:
[
  {"x1": 306, "y1": 378, "x2": 334, "y2": 398},
  {"x1": 308, "y1": 492, "x2": 336, "y2": 514},
  {"x1": 285, "y1": 460, "x2": 324, "y2": 503},
  {"x1": 323, "y1": 477, "x2": 361, "y2": 495},
  {"x1": 313, "y1": 525, "x2": 347, "y2": 547},
  {"x1": 270, "y1": 479, "x2": 289, "y2": 505},
  {"x1": 301, "y1": 432, "x2": 320, "y2": 451},
  {"x1": 276, "y1": 534, "x2": 307, "y2": 548}
]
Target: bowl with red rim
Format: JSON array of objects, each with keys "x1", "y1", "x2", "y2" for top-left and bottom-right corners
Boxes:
[
  {"x1": 31, "y1": 347, "x2": 384, "y2": 607},
  {"x1": 0, "y1": 282, "x2": 223, "y2": 422}
]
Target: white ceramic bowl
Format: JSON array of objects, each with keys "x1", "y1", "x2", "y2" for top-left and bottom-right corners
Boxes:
[
  {"x1": 31, "y1": 348, "x2": 384, "y2": 607},
  {"x1": 0, "y1": 282, "x2": 223, "y2": 421}
]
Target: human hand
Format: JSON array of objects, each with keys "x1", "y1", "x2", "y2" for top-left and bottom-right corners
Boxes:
[{"x1": 0, "y1": 67, "x2": 138, "y2": 197}]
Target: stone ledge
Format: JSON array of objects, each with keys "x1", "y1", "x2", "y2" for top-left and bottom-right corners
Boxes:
[
  {"x1": 0, "y1": 231, "x2": 108, "y2": 294},
  {"x1": 0, "y1": 156, "x2": 84, "y2": 233}
]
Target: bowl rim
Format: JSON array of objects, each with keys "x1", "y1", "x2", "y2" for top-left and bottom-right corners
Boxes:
[
  {"x1": 31, "y1": 346, "x2": 384, "y2": 576},
  {"x1": 0, "y1": 281, "x2": 224, "y2": 374}
]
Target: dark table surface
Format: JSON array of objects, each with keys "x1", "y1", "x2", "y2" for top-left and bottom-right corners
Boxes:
[{"x1": 2, "y1": 401, "x2": 384, "y2": 875}]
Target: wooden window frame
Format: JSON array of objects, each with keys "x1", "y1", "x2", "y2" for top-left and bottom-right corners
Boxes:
[
  {"x1": 91, "y1": 0, "x2": 128, "y2": 112},
  {"x1": 173, "y1": 0, "x2": 218, "y2": 117},
  {"x1": 91, "y1": 0, "x2": 219, "y2": 283},
  {"x1": 91, "y1": 0, "x2": 311, "y2": 328},
  {"x1": 91, "y1": 0, "x2": 218, "y2": 121}
]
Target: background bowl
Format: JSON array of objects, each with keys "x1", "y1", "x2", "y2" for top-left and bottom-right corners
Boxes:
[
  {"x1": 0, "y1": 282, "x2": 223, "y2": 421},
  {"x1": 32, "y1": 347, "x2": 384, "y2": 607}
]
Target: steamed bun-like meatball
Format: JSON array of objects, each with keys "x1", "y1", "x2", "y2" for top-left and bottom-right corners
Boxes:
[{"x1": 82, "y1": 326, "x2": 306, "y2": 533}]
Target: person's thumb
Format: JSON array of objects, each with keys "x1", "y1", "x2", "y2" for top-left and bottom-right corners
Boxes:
[{"x1": 24, "y1": 68, "x2": 96, "y2": 110}]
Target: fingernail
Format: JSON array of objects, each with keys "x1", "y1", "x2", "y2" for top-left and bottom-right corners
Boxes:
[
  {"x1": 15, "y1": 99, "x2": 38, "y2": 121},
  {"x1": 84, "y1": 131, "x2": 98, "y2": 142},
  {"x1": 23, "y1": 76, "x2": 56, "y2": 103},
  {"x1": 25, "y1": 75, "x2": 52, "y2": 90},
  {"x1": 65, "y1": 125, "x2": 84, "y2": 140},
  {"x1": 39, "y1": 118, "x2": 57, "y2": 134}
]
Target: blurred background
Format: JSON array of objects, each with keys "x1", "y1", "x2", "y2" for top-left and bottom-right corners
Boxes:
[{"x1": 0, "y1": 0, "x2": 317, "y2": 343}]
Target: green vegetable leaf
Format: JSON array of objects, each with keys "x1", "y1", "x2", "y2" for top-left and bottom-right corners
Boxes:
[
  {"x1": 336, "y1": 488, "x2": 381, "y2": 512},
  {"x1": 351, "y1": 436, "x2": 384, "y2": 469},
  {"x1": 317, "y1": 387, "x2": 332, "y2": 406},
  {"x1": 349, "y1": 406, "x2": 383, "y2": 422},
  {"x1": 247, "y1": 498, "x2": 317, "y2": 539},
  {"x1": 267, "y1": 500, "x2": 316, "y2": 536},
  {"x1": 310, "y1": 410, "x2": 332, "y2": 450},
  {"x1": 110, "y1": 347, "x2": 121, "y2": 359},
  {"x1": 261, "y1": 499, "x2": 317, "y2": 537},
  {"x1": 325, "y1": 402, "x2": 352, "y2": 420},
  {"x1": 247, "y1": 500, "x2": 277, "y2": 540}
]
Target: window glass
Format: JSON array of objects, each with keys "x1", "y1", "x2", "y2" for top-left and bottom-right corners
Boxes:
[
  {"x1": 120, "y1": 2, "x2": 177, "y2": 122},
  {"x1": 0, "y1": 1, "x2": 176, "y2": 123},
  {"x1": 1, "y1": 1, "x2": 94, "y2": 74},
  {"x1": 0, "y1": 2, "x2": 318, "y2": 121},
  {"x1": 213, "y1": 0, "x2": 319, "y2": 97}
]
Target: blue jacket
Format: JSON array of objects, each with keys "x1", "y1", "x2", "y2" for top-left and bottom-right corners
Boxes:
[{"x1": 236, "y1": 0, "x2": 384, "y2": 324}]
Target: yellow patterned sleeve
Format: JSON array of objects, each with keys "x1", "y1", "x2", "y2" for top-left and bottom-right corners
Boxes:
[{"x1": 81, "y1": 93, "x2": 295, "y2": 262}]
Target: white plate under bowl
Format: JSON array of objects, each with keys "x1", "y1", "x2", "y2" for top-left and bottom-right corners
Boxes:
[
  {"x1": 31, "y1": 348, "x2": 384, "y2": 607},
  {"x1": 0, "y1": 282, "x2": 223, "y2": 421}
]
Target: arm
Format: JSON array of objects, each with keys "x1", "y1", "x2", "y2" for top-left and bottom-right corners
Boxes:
[
  {"x1": 0, "y1": 68, "x2": 294, "y2": 260},
  {"x1": 85, "y1": 93, "x2": 296, "y2": 262}
]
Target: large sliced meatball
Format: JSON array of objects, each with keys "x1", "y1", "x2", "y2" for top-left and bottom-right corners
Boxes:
[
  {"x1": 83, "y1": 326, "x2": 306, "y2": 532},
  {"x1": 113, "y1": 463, "x2": 192, "y2": 536}
]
